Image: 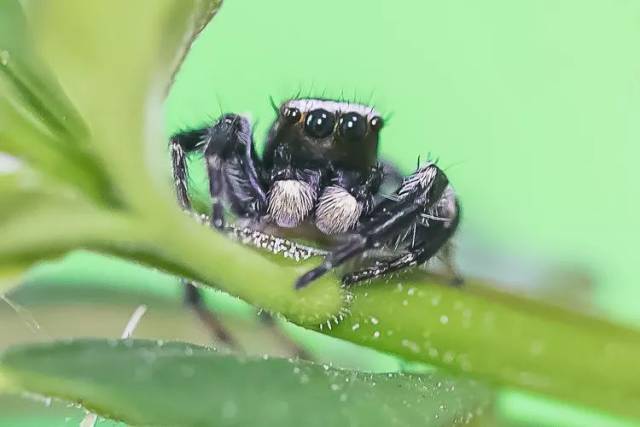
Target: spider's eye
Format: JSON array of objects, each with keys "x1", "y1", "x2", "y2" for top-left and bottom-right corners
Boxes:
[
  {"x1": 338, "y1": 112, "x2": 367, "y2": 141},
  {"x1": 282, "y1": 107, "x2": 301, "y2": 123},
  {"x1": 304, "y1": 109, "x2": 335, "y2": 139},
  {"x1": 369, "y1": 116, "x2": 384, "y2": 132}
]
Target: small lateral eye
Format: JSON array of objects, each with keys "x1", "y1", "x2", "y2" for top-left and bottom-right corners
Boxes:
[
  {"x1": 304, "y1": 109, "x2": 335, "y2": 139},
  {"x1": 282, "y1": 107, "x2": 301, "y2": 123},
  {"x1": 369, "y1": 116, "x2": 384, "y2": 132},
  {"x1": 338, "y1": 112, "x2": 367, "y2": 141}
]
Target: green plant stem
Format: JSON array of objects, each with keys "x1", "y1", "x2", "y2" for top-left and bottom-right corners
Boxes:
[
  {"x1": 133, "y1": 214, "x2": 346, "y2": 326},
  {"x1": 321, "y1": 272, "x2": 640, "y2": 420}
]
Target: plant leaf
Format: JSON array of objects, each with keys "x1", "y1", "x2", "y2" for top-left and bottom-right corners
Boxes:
[
  {"x1": 0, "y1": 339, "x2": 494, "y2": 427},
  {"x1": 0, "y1": 1, "x2": 112, "y2": 205},
  {"x1": 21, "y1": 0, "x2": 223, "y2": 211},
  {"x1": 0, "y1": 0, "x2": 87, "y2": 142}
]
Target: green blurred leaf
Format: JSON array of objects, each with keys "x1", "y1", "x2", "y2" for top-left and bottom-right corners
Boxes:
[
  {"x1": 0, "y1": 339, "x2": 494, "y2": 427},
  {"x1": 21, "y1": 0, "x2": 223, "y2": 210},
  {"x1": 0, "y1": 395, "x2": 95, "y2": 427},
  {"x1": 0, "y1": 102, "x2": 108, "y2": 203},
  {"x1": 0, "y1": 1, "x2": 112, "y2": 205},
  {"x1": 0, "y1": 0, "x2": 87, "y2": 142}
]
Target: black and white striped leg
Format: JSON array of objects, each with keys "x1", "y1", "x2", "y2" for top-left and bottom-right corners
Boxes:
[
  {"x1": 203, "y1": 114, "x2": 267, "y2": 226},
  {"x1": 183, "y1": 280, "x2": 240, "y2": 349},
  {"x1": 342, "y1": 253, "x2": 421, "y2": 286},
  {"x1": 295, "y1": 163, "x2": 452, "y2": 288},
  {"x1": 170, "y1": 128, "x2": 208, "y2": 210},
  {"x1": 258, "y1": 311, "x2": 312, "y2": 360},
  {"x1": 342, "y1": 209, "x2": 460, "y2": 286},
  {"x1": 170, "y1": 122, "x2": 246, "y2": 350},
  {"x1": 171, "y1": 116, "x2": 310, "y2": 357}
]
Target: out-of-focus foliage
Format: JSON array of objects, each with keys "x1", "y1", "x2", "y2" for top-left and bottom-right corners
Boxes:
[
  {"x1": 0, "y1": 339, "x2": 494, "y2": 427},
  {"x1": 0, "y1": 0, "x2": 343, "y2": 325}
]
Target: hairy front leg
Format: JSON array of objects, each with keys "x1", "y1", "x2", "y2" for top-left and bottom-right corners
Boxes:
[{"x1": 295, "y1": 163, "x2": 451, "y2": 288}]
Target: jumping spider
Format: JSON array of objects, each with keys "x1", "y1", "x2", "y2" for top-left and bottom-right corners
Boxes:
[{"x1": 170, "y1": 98, "x2": 461, "y2": 290}]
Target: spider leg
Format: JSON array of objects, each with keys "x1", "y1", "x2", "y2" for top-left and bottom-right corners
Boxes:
[
  {"x1": 171, "y1": 114, "x2": 268, "y2": 224},
  {"x1": 183, "y1": 280, "x2": 240, "y2": 348},
  {"x1": 202, "y1": 114, "x2": 268, "y2": 228},
  {"x1": 295, "y1": 163, "x2": 451, "y2": 288},
  {"x1": 170, "y1": 128, "x2": 208, "y2": 210},
  {"x1": 171, "y1": 117, "x2": 265, "y2": 348},
  {"x1": 342, "y1": 203, "x2": 460, "y2": 285},
  {"x1": 342, "y1": 252, "x2": 422, "y2": 286},
  {"x1": 258, "y1": 311, "x2": 312, "y2": 360},
  {"x1": 344, "y1": 183, "x2": 461, "y2": 285},
  {"x1": 171, "y1": 116, "x2": 310, "y2": 357},
  {"x1": 171, "y1": 125, "x2": 242, "y2": 348}
]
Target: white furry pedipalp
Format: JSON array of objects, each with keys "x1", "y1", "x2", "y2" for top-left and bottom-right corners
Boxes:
[
  {"x1": 267, "y1": 180, "x2": 316, "y2": 228},
  {"x1": 315, "y1": 186, "x2": 363, "y2": 235}
]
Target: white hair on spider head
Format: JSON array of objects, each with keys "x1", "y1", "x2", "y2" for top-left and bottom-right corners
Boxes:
[
  {"x1": 267, "y1": 180, "x2": 316, "y2": 228},
  {"x1": 315, "y1": 186, "x2": 363, "y2": 235},
  {"x1": 283, "y1": 98, "x2": 380, "y2": 118}
]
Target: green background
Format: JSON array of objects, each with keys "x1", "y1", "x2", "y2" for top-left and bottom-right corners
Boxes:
[
  {"x1": 167, "y1": 0, "x2": 640, "y2": 324},
  {"x1": 2, "y1": 0, "x2": 640, "y2": 425}
]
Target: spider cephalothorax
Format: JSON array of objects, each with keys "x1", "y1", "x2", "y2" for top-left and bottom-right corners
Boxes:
[{"x1": 170, "y1": 98, "x2": 460, "y2": 289}]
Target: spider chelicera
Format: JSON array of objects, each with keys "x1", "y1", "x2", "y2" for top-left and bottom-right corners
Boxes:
[{"x1": 170, "y1": 98, "x2": 461, "y2": 290}]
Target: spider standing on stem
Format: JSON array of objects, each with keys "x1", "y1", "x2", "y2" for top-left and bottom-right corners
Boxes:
[{"x1": 170, "y1": 98, "x2": 461, "y2": 348}]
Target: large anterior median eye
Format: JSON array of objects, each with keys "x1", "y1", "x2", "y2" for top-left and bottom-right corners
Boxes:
[
  {"x1": 304, "y1": 109, "x2": 335, "y2": 139},
  {"x1": 338, "y1": 112, "x2": 367, "y2": 141}
]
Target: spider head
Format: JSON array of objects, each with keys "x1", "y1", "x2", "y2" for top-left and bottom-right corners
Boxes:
[{"x1": 266, "y1": 98, "x2": 384, "y2": 172}]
